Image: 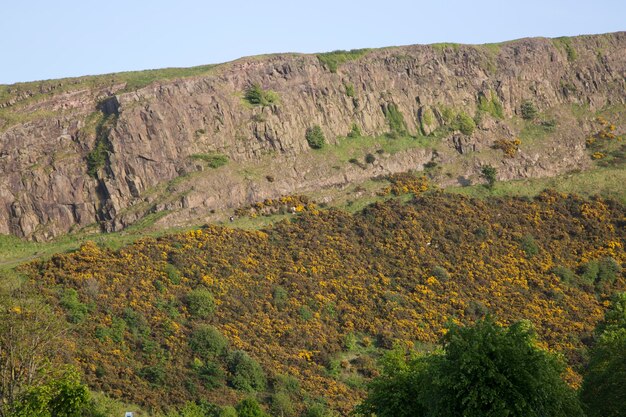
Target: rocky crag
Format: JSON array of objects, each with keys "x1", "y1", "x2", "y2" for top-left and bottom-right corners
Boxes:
[{"x1": 1, "y1": 32, "x2": 625, "y2": 240}]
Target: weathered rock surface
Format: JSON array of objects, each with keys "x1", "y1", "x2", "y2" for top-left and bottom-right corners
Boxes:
[{"x1": 1, "y1": 33, "x2": 625, "y2": 240}]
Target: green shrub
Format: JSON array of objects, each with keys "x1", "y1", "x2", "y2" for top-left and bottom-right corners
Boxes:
[
  {"x1": 164, "y1": 263, "x2": 181, "y2": 284},
  {"x1": 383, "y1": 103, "x2": 407, "y2": 135},
  {"x1": 305, "y1": 125, "x2": 326, "y2": 149},
  {"x1": 519, "y1": 235, "x2": 539, "y2": 258},
  {"x1": 190, "y1": 325, "x2": 228, "y2": 358},
  {"x1": 139, "y1": 364, "x2": 167, "y2": 386},
  {"x1": 185, "y1": 289, "x2": 216, "y2": 318},
  {"x1": 190, "y1": 153, "x2": 229, "y2": 169},
  {"x1": 430, "y1": 266, "x2": 450, "y2": 281},
  {"x1": 298, "y1": 305, "x2": 313, "y2": 321},
  {"x1": 86, "y1": 140, "x2": 109, "y2": 178},
  {"x1": 272, "y1": 286, "x2": 288, "y2": 310},
  {"x1": 365, "y1": 153, "x2": 376, "y2": 164},
  {"x1": 236, "y1": 398, "x2": 269, "y2": 417},
  {"x1": 521, "y1": 101, "x2": 538, "y2": 120},
  {"x1": 59, "y1": 288, "x2": 89, "y2": 323},
  {"x1": 244, "y1": 84, "x2": 279, "y2": 106},
  {"x1": 347, "y1": 123, "x2": 362, "y2": 138},
  {"x1": 228, "y1": 350, "x2": 266, "y2": 392}
]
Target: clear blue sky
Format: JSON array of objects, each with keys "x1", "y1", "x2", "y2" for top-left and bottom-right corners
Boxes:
[{"x1": 2, "y1": 0, "x2": 624, "y2": 84}]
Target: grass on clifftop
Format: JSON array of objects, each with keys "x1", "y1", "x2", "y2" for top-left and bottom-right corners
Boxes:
[{"x1": 447, "y1": 166, "x2": 626, "y2": 204}]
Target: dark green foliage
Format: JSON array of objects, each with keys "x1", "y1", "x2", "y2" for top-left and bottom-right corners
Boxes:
[
  {"x1": 59, "y1": 289, "x2": 88, "y2": 323},
  {"x1": 480, "y1": 165, "x2": 497, "y2": 189},
  {"x1": 356, "y1": 348, "x2": 428, "y2": 417},
  {"x1": 316, "y1": 49, "x2": 371, "y2": 73},
  {"x1": 194, "y1": 360, "x2": 225, "y2": 389},
  {"x1": 383, "y1": 104, "x2": 407, "y2": 135},
  {"x1": 365, "y1": 153, "x2": 376, "y2": 164},
  {"x1": 597, "y1": 256, "x2": 621, "y2": 285},
  {"x1": 305, "y1": 125, "x2": 326, "y2": 149},
  {"x1": 347, "y1": 123, "x2": 361, "y2": 138},
  {"x1": 86, "y1": 113, "x2": 116, "y2": 178},
  {"x1": 456, "y1": 112, "x2": 476, "y2": 135},
  {"x1": 185, "y1": 289, "x2": 215, "y2": 318},
  {"x1": 139, "y1": 364, "x2": 166, "y2": 386},
  {"x1": 595, "y1": 292, "x2": 626, "y2": 335},
  {"x1": 519, "y1": 234, "x2": 540, "y2": 258},
  {"x1": 228, "y1": 351, "x2": 266, "y2": 392},
  {"x1": 244, "y1": 84, "x2": 279, "y2": 106},
  {"x1": 271, "y1": 286, "x2": 288, "y2": 310},
  {"x1": 86, "y1": 140, "x2": 109, "y2": 179},
  {"x1": 580, "y1": 293, "x2": 626, "y2": 417},
  {"x1": 580, "y1": 260, "x2": 600, "y2": 284},
  {"x1": 521, "y1": 101, "x2": 538, "y2": 120},
  {"x1": 190, "y1": 153, "x2": 229, "y2": 169},
  {"x1": 358, "y1": 319, "x2": 584, "y2": 417},
  {"x1": 190, "y1": 325, "x2": 228, "y2": 358}
]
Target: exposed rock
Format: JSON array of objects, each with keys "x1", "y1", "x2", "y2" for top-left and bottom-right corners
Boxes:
[{"x1": 1, "y1": 33, "x2": 625, "y2": 239}]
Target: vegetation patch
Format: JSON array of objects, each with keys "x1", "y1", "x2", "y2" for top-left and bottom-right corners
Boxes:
[
  {"x1": 382, "y1": 103, "x2": 408, "y2": 136},
  {"x1": 477, "y1": 90, "x2": 504, "y2": 119},
  {"x1": 305, "y1": 125, "x2": 326, "y2": 149},
  {"x1": 190, "y1": 152, "x2": 229, "y2": 168},
  {"x1": 316, "y1": 49, "x2": 371, "y2": 73},
  {"x1": 243, "y1": 83, "x2": 279, "y2": 107}
]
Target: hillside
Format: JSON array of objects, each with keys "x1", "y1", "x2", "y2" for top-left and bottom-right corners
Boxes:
[
  {"x1": 1, "y1": 33, "x2": 625, "y2": 240},
  {"x1": 17, "y1": 190, "x2": 625, "y2": 415}
]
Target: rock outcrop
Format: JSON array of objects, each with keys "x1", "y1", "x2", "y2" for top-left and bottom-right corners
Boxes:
[{"x1": 1, "y1": 33, "x2": 625, "y2": 240}]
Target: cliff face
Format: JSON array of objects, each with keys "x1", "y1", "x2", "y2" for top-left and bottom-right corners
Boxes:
[{"x1": 1, "y1": 33, "x2": 625, "y2": 240}]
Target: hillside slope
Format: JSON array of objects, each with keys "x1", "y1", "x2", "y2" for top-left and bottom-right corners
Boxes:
[
  {"x1": 21, "y1": 191, "x2": 626, "y2": 414},
  {"x1": 1, "y1": 33, "x2": 625, "y2": 240}
]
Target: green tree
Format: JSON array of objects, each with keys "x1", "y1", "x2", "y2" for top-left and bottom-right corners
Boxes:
[
  {"x1": 236, "y1": 398, "x2": 269, "y2": 417},
  {"x1": 228, "y1": 350, "x2": 266, "y2": 392},
  {"x1": 13, "y1": 368, "x2": 90, "y2": 417},
  {"x1": 580, "y1": 293, "x2": 626, "y2": 417},
  {"x1": 357, "y1": 318, "x2": 583, "y2": 417},
  {"x1": 356, "y1": 348, "x2": 428, "y2": 417},
  {"x1": 521, "y1": 101, "x2": 537, "y2": 120},
  {"x1": 185, "y1": 288, "x2": 215, "y2": 318},
  {"x1": 190, "y1": 325, "x2": 228, "y2": 358},
  {"x1": 480, "y1": 165, "x2": 497, "y2": 189}
]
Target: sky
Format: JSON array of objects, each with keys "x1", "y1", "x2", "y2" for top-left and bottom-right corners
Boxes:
[{"x1": 2, "y1": 0, "x2": 625, "y2": 84}]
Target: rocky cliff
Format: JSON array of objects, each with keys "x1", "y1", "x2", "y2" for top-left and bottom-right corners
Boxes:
[{"x1": 1, "y1": 32, "x2": 625, "y2": 240}]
